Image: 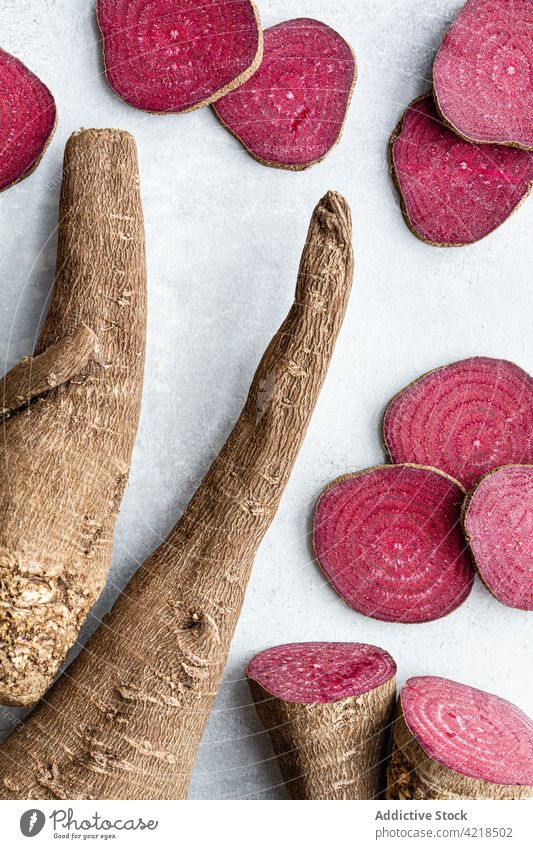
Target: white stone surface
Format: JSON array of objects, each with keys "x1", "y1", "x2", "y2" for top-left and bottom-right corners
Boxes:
[{"x1": 0, "y1": 1, "x2": 531, "y2": 800}]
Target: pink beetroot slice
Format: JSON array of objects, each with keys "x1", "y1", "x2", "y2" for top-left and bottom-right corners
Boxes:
[
  {"x1": 212, "y1": 18, "x2": 356, "y2": 169},
  {"x1": 313, "y1": 465, "x2": 473, "y2": 624},
  {"x1": 245, "y1": 642, "x2": 396, "y2": 705},
  {"x1": 390, "y1": 95, "x2": 533, "y2": 245},
  {"x1": 97, "y1": 0, "x2": 262, "y2": 113},
  {"x1": 383, "y1": 357, "x2": 533, "y2": 491},
  {"x1": 402, "y1": 676, "x2": 533, "y2": 786},
  {"x1": 0, "y1": 50, "x2": 56, "y2": 192},
  {"x1": 434, "y1": 0, "x2": 533, "y2": 150},
  {"x1": 463, "y1": 465, "x2": 533, "y2": 610}
]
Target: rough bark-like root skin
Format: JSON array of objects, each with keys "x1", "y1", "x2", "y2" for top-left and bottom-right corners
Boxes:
[
  {"x1": 387, "y1": 701, "x2": 533, "y2": 801},
  {"x1": 0, "y1": 192, "x2": 353, "y2": 800},
  {"x1": 389, "y1": 95, "x2": 533, "y2": 247},
  {"x1": 433, "y1": 0, "x2": 533, "y2": 151},
  {"x1": 0, "y1": 129, "x2": 146, "y2": 706},
  {"x1": 0, "y1": 49, "x2": 57, "y2": 192},
  {"x1": 212, "y1": 19, "x2": 357, "y2": 171},
  {"x1": 249, "y1": 675, "x2": 396, "y2": 800},
  {"x1": 96, "y1": 0, "x2": 263, "y2": 115},
  {"x1": 462, "y1": 464, "x2": 533, "y2": 610}
]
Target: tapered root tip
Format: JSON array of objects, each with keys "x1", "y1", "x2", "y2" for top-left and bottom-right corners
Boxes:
[{"x1": 315, "y1": 191, "x2": 352, "y2": 244}]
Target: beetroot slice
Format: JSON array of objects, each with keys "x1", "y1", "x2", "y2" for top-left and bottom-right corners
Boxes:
[
  {"x1": 383, "y1": 357, "x2": 533, "y2": 491},
  {"x1": 390, "y1": 95, "x2": 533, "y2": 246},
  {"x1": 96, "y1": 0, "x2": 262, "y2": 114},
  {"x1": 463, "y1": 465, "x2": 533, "y2": 610},
  {"x1": 434, "y1": 0, "x2": 533, "y2": 150},
  {"x1": 0, "y1": 50, "x2": 56, "y2": 192},
  {"x1": 212, "y1": 18, "x2": 356, "y2": 170},
  {"x1": 313, "y1": 465, "x2": 473, "y2": 624},
  {"x1": 245, "y1": 642, "x2": 396, "y2": 705},
  {"x1": 402, "y1": 676, "x2": 533, "y2": 786}
]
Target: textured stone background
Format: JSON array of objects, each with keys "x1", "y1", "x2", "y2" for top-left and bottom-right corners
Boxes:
[{"x1": 0, "y1": 1, "x2": 531, "y2": 799}]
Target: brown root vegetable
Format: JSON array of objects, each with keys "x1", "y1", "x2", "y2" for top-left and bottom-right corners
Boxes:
[
  {"x1": 246, "y1": 642, "x2": 396, "y2": 799},
  {"x1": 0, "y1": 191, "x2": 354, "y2": 800},
  {"x1": 0, "y1": 129, "x2": 147, "y2": 707},
  {"x1": 387, "y1": 677, "x2": 533, "y2": 800}
]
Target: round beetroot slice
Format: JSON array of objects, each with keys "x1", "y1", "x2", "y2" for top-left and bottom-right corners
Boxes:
[
  {"x1": 434, "y1": 0, "x2": 533, "y2": 150},
  {"x1": 245, "y1": 642, "x2": 396, "y2": 705},
  {"x1": 212, "y1": 18, "x2": 356, "y2": 170},
  {"x1": 0, "y1": 50, "x2": 56, "y2": 192},
  {"x1": 313, "y1": 465, "x2": 473, "y2": 624},
  {"x1": 402, "y1": 676, "x2": 533, "y2": 786},
  {"x1": 463, "y1": 465, "x2": 533, "y2": 610},
  {"x1": 383, "y1": 357, "x2": 533, "y2": 492},
  {"x1": 97, "y1": 0, "x2": 262, "y2": 114},
  {"x1": 390, "y1": 95, "x2": 533, "y2": 246}
]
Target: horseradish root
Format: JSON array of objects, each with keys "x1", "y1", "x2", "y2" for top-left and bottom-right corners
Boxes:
[
  {"x1": 0, "y1": 191, "x2": 353, "y2": 800},
  {"x1": 463, "y1": 465, "x2": 533, "y2": 610},
  {"x1": 0, "y1": 49, "x2": 56, "y2": 191},
  {"x1": 246, "y1": 642, "x2": 396, "y2": 799},
  {"x1": 313, "y1": 465, "x2": 473, "y2": 623},
  {"x1": 383, "y1": 357, "x2": 533, "y2": 490},
  {"x1": 97, "y1": 0, "x2": 263, "y2": 113},
  {"x1": 0, "y1": 130, "x2": 147, "y2": 706},
  {"x1": 387, "y1": 677, "x2": 533, "y2": 800},
  {"x1": 433, "y1": 0, "x2": 533, "y2": 150},
  {"x1": 389, "y1": 96, "x2": 533, "y2": 246}
]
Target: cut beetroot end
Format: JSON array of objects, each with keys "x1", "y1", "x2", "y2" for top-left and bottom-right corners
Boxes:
[
  {"x1": 313, "y1": 465, "x2": 473, "y2": 624},
  {"x1": 213, "y1": 18, "x2": 356, "y2": 170},
  {"x1": 434, "y1": 0, "x2": 533, "y2": 150},
  {"x1": 463, "y1": 465, "x2": 533, "y2": 610},
  {"x1": 0, "y1": 50, "x2": 56, "y2": 192},
  {"x1": 390, "y1": 95, "x2": 533, "y2": 246},
  {"x1": 384, "y1": 357, "x2": 533, "y2": 491},
  {"x1": 245, "y1": 642, "x2": 396, "y2": 705},
  {"x1": 402, "y1": 676, "x2": 533, "y2": 786},
  {"x1": 97, "y1": 0, "x2": 262, "y2": 114}
]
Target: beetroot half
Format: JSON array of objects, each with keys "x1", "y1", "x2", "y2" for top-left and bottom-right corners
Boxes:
[
  {"x1": 96, "y1": 0, "x2": 263, "y2": 114},
  {"x1": 313, "y1": 465, "x2": 473, "y2": 624},
  {"x1": 463, "y1": 465, "x2": 533, "y2": 610},
  {"x1": 0, "y1": 49, "x2": 56, "y2": 192},
  {"x1": 387, "y1": 676, "x2": 533, "y2": 799},
  {"x1": 390, "y1": 95, "x2": 533, "y2": 246},
  {"x1": 383, "y1": 357, "x2": 533, "y2": 491},
  {"x1": 212, "y1": 18, "x2": 356, "y2": 170},
  {"x1": 434, "y1": 0, "x2": 533, "y2": 150},
  {"x1": 245, "y1": 642, "x2": 396, "y2": 705}
]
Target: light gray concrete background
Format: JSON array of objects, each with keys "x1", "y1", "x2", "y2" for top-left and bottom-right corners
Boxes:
[{"x1": 0, "y1": 0, "x2": 531, "y2": 799}]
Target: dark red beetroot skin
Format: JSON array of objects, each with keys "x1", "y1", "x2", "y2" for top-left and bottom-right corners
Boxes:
[
  {"x1": 434, "y1": 0, "x2": 533, "y2": 150},
  {"x1": 383, "y1": 357, "x2": 533, "y2": 491},
  {"x1": 313, "y1": 465, "x2": 474, "y2": 624},
  {"x1": 213, "y1": 18, "x2": 356, "y2": 170},
  {"x1": 463, "y1": 465, "x2": 533, "y2": 610},
  {"x1": 245, "y1": 643, "x2": 396, "y2": 705},
  {"x1": 97, "y1": 0, "x2": 262, "y2": 114},
  {"x1": 402, "y1": 676, "x2": 533, "y2": 786},
  {"x1": 390, "y1": 95, "x2": 533, "y2": 245},
  {"x1": 0, "y1": 50, "x2": 56, "y2": 192}
]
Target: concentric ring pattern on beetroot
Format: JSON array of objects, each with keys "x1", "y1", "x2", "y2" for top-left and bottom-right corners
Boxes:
[
  {"x1": 0, "y1": 50, "x2": 56, "y2": 192},
  {"x1": 402, "y1": 676, "x2": 533, "y2": 786},
  {"x1": 213, "y1": 18, "x2": 356, "y2": 169},
  {"x1": 463, "y1": 465, "x2": 533, "y2": 610},
  {"x1": 390, "y1": 96, "x2": 533, "y2": 245},
  {"x1": 97, "y1": 0, "x2": 262, "y2": 113},
  {"x1": 313, "y1": 466, "x2": 473, "y2": 624},
  {"x1": 383, "y1": 357, "x2": 533, "y2": 491},
  {"x1": 434, "y1": 0, "x2": 533, "y2": 150},
  {"x1": 245, "y1": 643, "x2": 396, "y2": 705}
]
